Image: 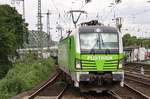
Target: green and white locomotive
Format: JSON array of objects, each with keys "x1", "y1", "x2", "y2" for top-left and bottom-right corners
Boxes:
[{"x1": 58, "y1": 20, "x2": 124, "y2": 91}]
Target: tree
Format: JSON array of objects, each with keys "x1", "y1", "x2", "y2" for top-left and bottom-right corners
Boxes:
[
  {"x1": 0, "y1": 5, "x2": 28, "y2": 78},
  {"x1": 0, "y1": 5, "x2": 28, "y2": 48},
  {"x1": 123, "y1": 34, "x2": 139, "y2": 47},
  {"x1": 143, "y1": 39, "x2": 150, "y2": 48},
  {"x1": 122, "y1": 34, "x2": 131, "y2": 46},
  {"x1": 122, "y1": 33, "x2": 150, "y2": 48},
  {"x1": 130, "y1": 36, "x2": 137, "y2": 46},
  {"x1": 136, "y1": 38, "x2": 142, "y2": 46}
]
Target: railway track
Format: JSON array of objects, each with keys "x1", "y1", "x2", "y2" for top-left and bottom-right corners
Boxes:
[
  {"x1": 113, "y1": 83, "x2": 149, "y2": 99},
  {"x1": 124, "y1": 83, "x2": 150, "y2": 99},
  {"x1": 61, "y1": 87, "x2": 122, "y2": 99},
  {"x1": 124, "y1": 73, "x2": 150, "y2": 99},
  {"x1": 124, "y1": 62, "x2": 150, "y2": 75},
  {"x1": 108, "y1": 91, "x2": 122, "y2": 99},
  {"x1": 125, "y1": 73, "x2": 150, "y2": 86},
  {"x1": 123, "y1": 63, "x2": 150, "y2": 98},
  {"x1": 26, "y1": 73, "x2": 150, "y2": 99},
  {"x1": 22, "y1": 66, "x2": 150, "y2": 99},
  {"x1": 55, "y1": 85, "x2": 68, "y2": 99},
  {"x1": 60, "y1": 85, "x2": 149, "y2": 99},
  {"x1": 27, "y1": 69, "x2": 63, "y2": 99}
]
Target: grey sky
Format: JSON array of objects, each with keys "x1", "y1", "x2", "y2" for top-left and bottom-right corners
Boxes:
[{"x1": 0, "y1": 0, "x2": 150, "y2": 40}]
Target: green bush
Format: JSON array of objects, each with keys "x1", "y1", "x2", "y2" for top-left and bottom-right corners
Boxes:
[
  {"x1": 0, "y1": 54, "x2": 55, "y2": 99},
  {"x1": 0, "y1": 64, "x2": 11, "y2": 79}
]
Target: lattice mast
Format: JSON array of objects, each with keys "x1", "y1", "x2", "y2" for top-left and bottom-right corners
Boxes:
[
  {"x1": 46, "y1": 10, "x2": 51, "y2": 49},
  {"x1": 37, "y1": 0, "x2": 43, "y2": 49}
]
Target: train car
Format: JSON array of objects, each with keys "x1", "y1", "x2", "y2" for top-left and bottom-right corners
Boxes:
[{"x1": 58, "y1": 20, "x2": 124, "y2": 92}]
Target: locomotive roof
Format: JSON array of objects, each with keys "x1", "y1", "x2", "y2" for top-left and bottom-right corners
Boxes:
[{"x1": 79, "y1": 26, "x2": 118, "y2": 33}]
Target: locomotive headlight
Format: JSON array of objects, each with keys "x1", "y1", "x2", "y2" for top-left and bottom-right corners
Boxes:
[
  {"x1": 76, "y1": 60, "x2": 81, "y2": 69},
  {"x1": 119, "y1": 64, "x2": 123, "y2": 68},
  {"x1": 119, "y1": 58, "x2": 124, "y2": 68}
]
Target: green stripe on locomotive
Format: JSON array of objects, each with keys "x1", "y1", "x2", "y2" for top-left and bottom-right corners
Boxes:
[
  {"x1": 76, "y1": 53, "x2": 124, "y2": 72},
  {"x1": 58, "y1": 36, "x2": 124, "y2": 73}
]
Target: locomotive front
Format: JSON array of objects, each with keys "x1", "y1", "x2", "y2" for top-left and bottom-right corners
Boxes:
[{"x1": 73, "y1": 25, "x2": 124, "y2": 91}]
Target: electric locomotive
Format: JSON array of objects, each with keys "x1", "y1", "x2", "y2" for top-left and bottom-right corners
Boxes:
[{"x1": 58, "y1": 20, "x2": 124, "y2": 91}]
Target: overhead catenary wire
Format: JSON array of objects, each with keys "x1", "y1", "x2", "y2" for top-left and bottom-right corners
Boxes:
[
  {"x1": 50, "y1": 0, "x2": 68, "y2": 25},
  {"x1": 132, "y1": 8, "x2": 150, "y2": 16},
  {"x1": 100, "y1": 0, "x2": 123, "y2": 22},
  {"x1": 118, "y1": 7, "x2": 150, "y2": 24},
  {"x1": 102, "y1": 4, "x2": 117, "y2": 21},
  {"x1": 50, "y1": 0, "x2": 89, "y2": 29}
]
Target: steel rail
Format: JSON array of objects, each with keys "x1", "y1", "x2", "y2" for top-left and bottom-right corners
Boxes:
[
  {"x1": 124, "y1": 67, "x2": 150, "y2": 75},
  {"x1": 125, "y1": 73, "x2": 150, "y2": 86},
  {"x1": 124, "y1": 63, "x2": 150, "y2": 77},
  {"x1": 56, "y1": 85, "x2": 68, "y2": 99},
  {"x1": 125, "y1": 71, "x2": 150, "y2": 78},
  {"x1": 125, "y1": 72, "x2": 150, "y2": 79},
  {"x1": 124, "y1": 67, "x2": 150, "y2": 72},
  {"x1": 84, "y1": 94, "x2": 96, "y2": 99},
  {"x1": 82, "y1": 94, "x2": 99, "y2": 99},
  {"x1": 124, "y1": 83, "x2": 150, "y2": 99},
  {"x1": 108, "y1": 91, "x2": 122, "y2": 99},
  {"x1": 28, "y1": 70, "x2": 62, "y2": 99}
]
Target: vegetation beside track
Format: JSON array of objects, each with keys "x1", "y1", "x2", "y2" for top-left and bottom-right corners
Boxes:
[
  {"x1": 0, "y1": 4, "x2": 28, "y2": 79},
  {"x1": 0, "y1": 54, "x2": 55, "y2": 99}
]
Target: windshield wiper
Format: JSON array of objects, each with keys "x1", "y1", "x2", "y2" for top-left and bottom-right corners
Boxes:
[
  {"x1": 89, "y1": 38, "x2": 100, "y2": 54},
  {"x1": 99, "y1": 33, "x2": 104, "y2": 46},
  {"x1": 99, "y1": 34, "x2": 111, "y2": 53}
]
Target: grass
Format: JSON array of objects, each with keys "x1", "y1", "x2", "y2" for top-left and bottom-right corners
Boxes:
[{"x1": 0, "y1": 54, "x2": 55, "y2": 99}]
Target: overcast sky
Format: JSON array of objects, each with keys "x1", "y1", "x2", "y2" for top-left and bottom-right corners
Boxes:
[{"x1": 0, "y1": 0, "x2": 150, "y2": 40}]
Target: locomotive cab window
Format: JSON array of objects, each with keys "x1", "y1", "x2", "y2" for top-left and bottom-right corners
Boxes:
[
  {"x1": 100, "y1": 33, "x2": 118, "y2": 49},
  {"x1": 80, "y1": 32, "x2": 119, "y2": 53}
]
